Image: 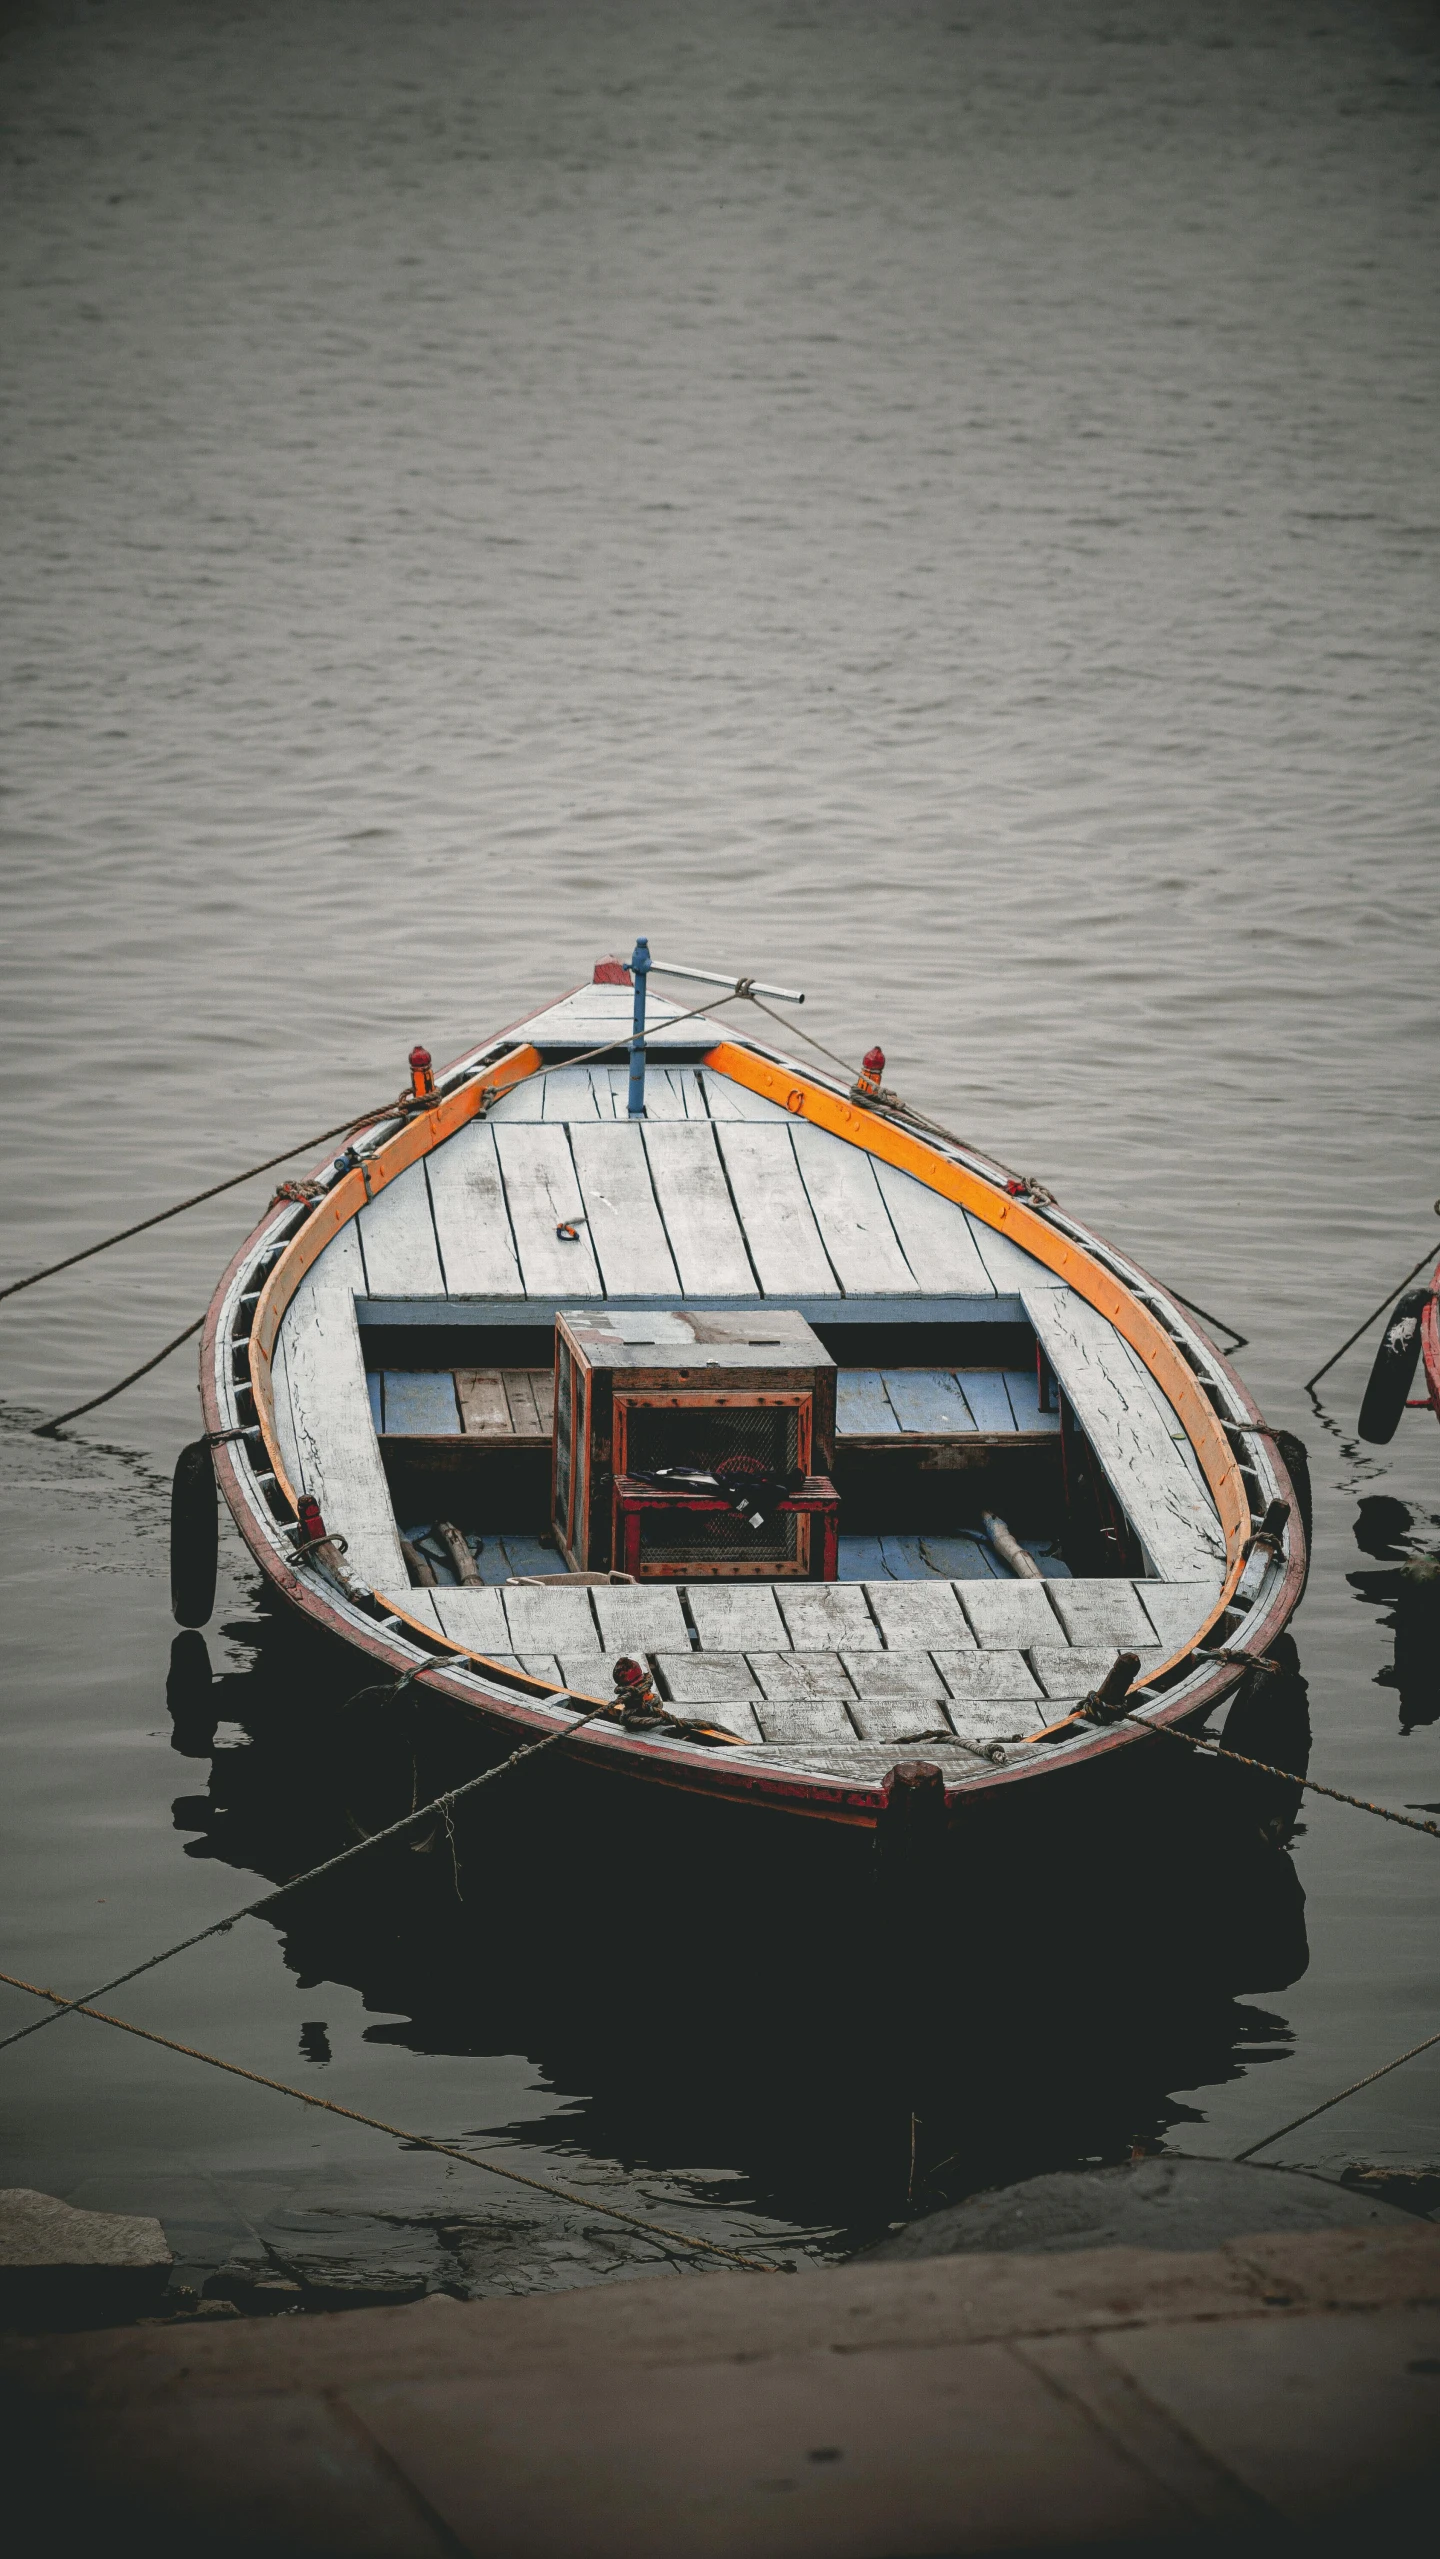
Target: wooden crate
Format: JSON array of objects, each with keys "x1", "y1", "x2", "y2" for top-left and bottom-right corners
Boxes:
[{"x1": 553, "y1": 1308, "x2": 837, "y2": 1578}]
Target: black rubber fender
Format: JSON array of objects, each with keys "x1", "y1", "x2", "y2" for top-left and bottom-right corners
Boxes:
[
  {"x1": 1357, "y1": 1291, "x2": 1428, "y2": 1445},
  {"x1": 170, "y1": 1438, "x2": 218, "y2": 1626}
]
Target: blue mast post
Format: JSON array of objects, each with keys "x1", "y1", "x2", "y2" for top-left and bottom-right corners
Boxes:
[{"x1": 626, "y1": 936, "x2": 651, "y2": 1117}]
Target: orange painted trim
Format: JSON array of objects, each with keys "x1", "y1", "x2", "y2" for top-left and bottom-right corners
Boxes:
[
  {"x1": 702, "y1": 1038, "x2": 1251, "y2": 1622},
  {"x1": 249, "y1": 1042, "x2": 542, "y2": 1512}
]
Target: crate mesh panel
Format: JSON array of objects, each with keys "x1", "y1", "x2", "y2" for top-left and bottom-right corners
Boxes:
[
  {"x1": 637, "y1": 1508, "x2": 802, "y2": 1566},
  {"x1": 623, "y1": 1404, "x2": 800, "y2": 1479}
]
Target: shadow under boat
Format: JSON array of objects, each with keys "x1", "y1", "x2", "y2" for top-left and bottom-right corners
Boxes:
[{"x1": 164, "y1": 1604, "x2": 1312, "y2": 2238}]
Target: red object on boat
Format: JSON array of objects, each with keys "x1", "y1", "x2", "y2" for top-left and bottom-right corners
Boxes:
[
  {"x1": 296, "y1": 1495, "x2": 327, "y2": 1545},
  {"x1": 593, "y1": 957, "x2": 632, "y2": 984},
  {"x1": 408, "y1": 1045, "x2": 435, "y2": 1100},
  {"x1": 855, "y1": 1045, "x2": 885, "y2": 1098}
]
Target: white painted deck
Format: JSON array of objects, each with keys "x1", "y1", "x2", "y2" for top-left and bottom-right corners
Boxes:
[
  {"x1": 268, "y1": 1043, "x2": 1228, "y2": 1780},
  {"x1": 385, "y1": 1572, "x2": 1184, "y2": 1782}
]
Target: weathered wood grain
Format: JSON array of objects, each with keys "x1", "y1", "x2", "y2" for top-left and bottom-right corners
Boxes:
[
  {"x1": 871, "y1": 1159, "x2": 998, "y2": 1297},
  {"x1": 569, "y1": 1119, "x2": 682, "y2": 1297},
  {"x1": 652, "y1": 1653, "x2": 762, "y2": 1703},
  {"x1": 455, "y1": 1369, "x2": 511, "y2": 1434},
  {"x1": 712, "y1": 1123, "x2": 839, "y2": 1294},
  {"x1": 541, "y1": 1066, "x2": 602, "y2": 1121},
  {"x1": 427, "y1": 1587, "x2": 512, "y2": 1652},
  {"x1": 278, "y1": 1224, "x2": 408, "y2": 1592},
  {"x1": 883, "y1": 1533, "x2": 1000, "y2": 1579},
  {"x1": 747, "y1": 1651, "x2": 857, "y2": 1699},
  {"x1": 847, "y1": 1697, "x2": 954, "y2": 1742},
  {"x1": 590, "y1": 1583, "x2": 690, "y2": 1654},
  {"x1": 686, "y1": 1585, "x2": 791, "y2": 1650},
  {"x1": 751, "y1": 1693, "x2": 860, "y2": 1743},
  {"x1": 1028, "y1": 1646, "x2": 1167, "y2": 1700},
  {"x1": 960, "y1": 1370, "x2": 1023, "y2": 1434},
  {"x1": 501, "y1": 1582, "x2": 602, "y2": 1652},
  {"x1": 357, "y1": 1159, "x2": 446, "y2": 1297},
  {"x1": 365, "y1": 1369, "x2": 383, "y2": 1434},
  {"x1": 999, "y1": 1367, "x2": 1061, "y2": 1433},
  {"x1": 883, "y1": 1370, "x2": 976, "y2": 1434},
  {"x1": 841, "y1": 1652, "x2": 945, "y2": 1697},
  {"x1": 933, "y1": 1650, "x2": 1042, "y2": 1700},
  {"x1": 775, "y1": 1584, "x2": 880, "y2": 1649},
  {"x1": 493, "y1": 1125, "x2": 603, "y2": 1297},
  {"x1": 699, "y1": 1071, "x2": 791, "y2": 1123},
  {"x1": 963, "y1": 1212, "x2": 1064, "y2": 1297},
  {"x1": 1135, "y1": 1579, "x2": 1223, "y2": 1649},
  {"x1": 641, "y1": 1121, "x2": 757, "y2": 1295},
  {"x1": 496, "y1": 1370, "x2": 538, "y2": 1436},
  {"x1": 382, "y1": 1372, "x2": 461, "y2": 1435},
  {"x1": 424, "y1": 1123, "x2": 525, "y2": 1298},
  {"x1": 1046, "y1": 1579, "x2": 1156, "y2": 1649},
  {"x1": 865, "y1": 1580, "x2": 975, "y2": 1649},
  {"x1": 957, "y1": 1579, "x2": 1063, "y2": 1649},
  {"x1": 1024, "y1": 1286, "x2": 1226, "y2": 1582},
  {"x1": 835, "y1": 1370, "x2": 899, "y2": 1436},
  {"x1": 789, "y1": 1123, "x2": 917, "y2": 1294}
]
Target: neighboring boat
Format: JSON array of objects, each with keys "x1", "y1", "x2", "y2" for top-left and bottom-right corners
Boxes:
[
  {"x1": 1357, "y1": 1259, "x2": 1440, "y2": 1444},
  {"x1": 184, "y1": 953, "x2": 1308, "y2": 1839}
]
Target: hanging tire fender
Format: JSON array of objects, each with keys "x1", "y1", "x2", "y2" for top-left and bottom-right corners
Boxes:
[
  {"x1": 171, "y1": 1438, "x2": 218, "y2": 1626},
  {"x1": 1357, "y1": 1291, "x2": 1428, "y2": 1445}
]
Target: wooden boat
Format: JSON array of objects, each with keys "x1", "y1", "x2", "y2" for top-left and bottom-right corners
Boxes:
[{"x1": 190, "y1": 957, "x2": 1308, "y2": 1841}]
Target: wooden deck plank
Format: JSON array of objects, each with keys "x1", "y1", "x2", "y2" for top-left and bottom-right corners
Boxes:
[
  {"x1": 357, "y1": 1159, "x2": 447, "y2": 1298},
  {"x1": 712, "y1": 1124, "x2": 839, "y2": 1295},
  {"x1": 871, "y1": 1159, "x2": 998, "y2": 1298},
  {"x1": 963, "y1": 1212, "x2": 1065, "y2": 1297},
  {"x1": 848, "y1": 1697, "x2": 954, "y2": 1742},
  {"x1": 835, "y1": 1370, "x2": 900, "y2": 1436},
  {"x1": 671, "y1": 1698, "x2": 765, "y2": 1742},
  {"x1": 699, "y1": 1071, "x2": 791, "y2": 1123},
  {"x1": 841, "y1": 1652, "x2": 946, "y2": 1697},
  {"x1": 641, "y1": 1122, "x2": 757, "y2": 1296},
  {"x1": 382, "y1": 1372, "x2": 461, "y2": 1435},
  {"x1": 496, "y1": 1534, "x2": 558, "y2": 1577},
  {"x1": 366, "y1": 1368, "x2": 384, "y2": 1434},
  {"x1": 1046, "y1": 1579, "x2": 1156, "y2": 1649},
  {"x1": 685, "y1": 1585, "x2": 791, "y2": 1650},
  {"x1": 884, "y1": 1533, "x2": 999, "y2": 1579},
  {"x1": 837, "y1": 1534, "x2": 893, "y2": 1579},
  {"x1": 270, "y1": 1330, "x2": 305, "y2": 1496},
  {"x1": 1135, "y1": 1580, "x2": 1223, "y2": 1649},
  {"x1": 502, "y1": 1370, "x2": 542, "y2": 1436},
  {"x1": 747, "y1": 1652, "x2": 856, "y2": 1700},
  {"x1": 789, "y1": 1123, "x2": 917, "y2": 1295},
  {"x1": 933, "y1": 1650, "x2": 1042, "y2": 1700},
  {"x1": 775, "y1": 1584, "x2": 880, "y2": 1649},
  {"x1": 652, "y1": 1654, "x2": 762, "y2": 1703},
  {"x1": 883, "y1": 1369, "x2": 976, "y2": 1434},
  {"x1": 590, "y1": 1584, "x2": 690, "y2": 1655},
  {"x1": 541, "y1": 1067, "x2": 601, "y2": 1120},
  {"x1": 864, "y1": 1580, "x2": 975, "y2": 1649},
  {"x1": 1024, "y1": 1286, "x2": 1226, "y2": 1582},
  {"x1": 1029, "y1": 1646, "x2": 1167, "y2": 1701},
  {"x1": 999, "y1": 1367, "x2": 1061, "y2": 1433},
  {"x1": 943, "y1": 1695, "x2": 1044, "y2": 1740},
  {"x1": 553, "y1": 1655, "x2": 613, "y2": 1695},
  {"x1": 516, "y1": 1652, "x2": 563, "y2": 1685},
  {"x1": 278, "y1": 1224, "x2": 407, "y2": 1592},
  {"x1": 424, "y1": 1123, "x2": 525, "y2": 1298},
  {"x1": 427, "y1": 1587, "x2": 513, "y2": 1653},
  {"x1": 956, "y1": 1370, "x2": 1020, "y2": 1434},
  {"x1": 752, "y1": 1693, "x2": 860, "y2": 1743},
  {"x1": 567, "y1": 1119, "x2": 682, "y2": 1298},
  {"x1": 957, "y1": 1579, "x2": 1064, "y2": 1649},
  {"x1": 455, "y1": 1369, "x2": 512, "y2": 1435},
  {"x1": 501, "y1": 1583, "x2": 602, "y2": 1652},
  {"x1": 493, "y1": 1124, "x2": 603, "y2": 1297},
  {"x1": 632, "y1": 1064, "x2": 707, "y2": 1121}
]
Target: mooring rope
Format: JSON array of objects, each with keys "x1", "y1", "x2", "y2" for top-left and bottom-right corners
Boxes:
[
  {"x1": 1232, "y1": 2024, "x2": 1440, "y2": 2162},
  {"x1": 0, "y1": 1683, "x2": 614, "y2": 2058},
  {"x1": 1303, "y1": 1220, "x2": 1440, "y2": 1392},
  {"x1": 32, "y1": 1312, "x2": 209, "y2": 1437},
  {"x1": 1040, "y1": 1696, "x2": 1440, "y2": 1841},
  {"x1": 0, "y1": 1971, "x2": 784, "y2": 2275}
]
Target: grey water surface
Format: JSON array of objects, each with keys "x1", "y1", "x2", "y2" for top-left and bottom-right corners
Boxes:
[{"x1": 2, "y1": 0, "x2": 1437, "y2": 2298}]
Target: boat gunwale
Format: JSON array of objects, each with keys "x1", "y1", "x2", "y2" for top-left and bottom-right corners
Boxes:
[{"x1": 200, "y1": 1002, "x2": 1307, "y2": 1825}]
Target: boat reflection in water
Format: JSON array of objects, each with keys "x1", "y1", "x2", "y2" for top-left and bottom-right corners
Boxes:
[{"x1": 167, "y1": 1602, "x2": 1311, "y2": 2242}]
